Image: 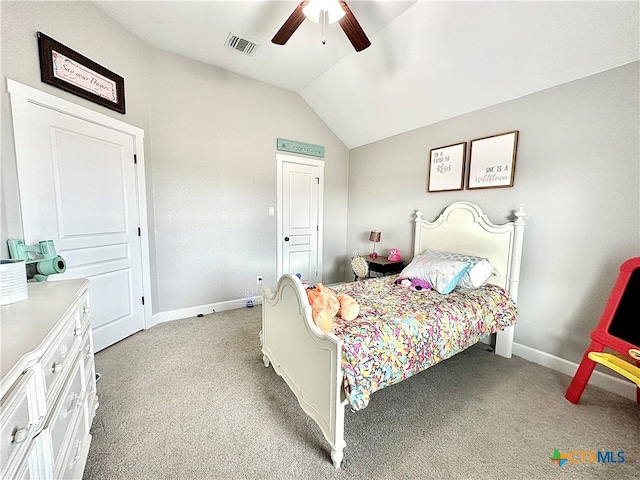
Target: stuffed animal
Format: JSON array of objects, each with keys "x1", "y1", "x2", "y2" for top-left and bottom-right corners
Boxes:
[
  {"x1": 306, "y1": 283, "x2": 359, "y2": 332},
  {"x1": 307, "y1": 283, "x2": 339, "y2": 318},
  {"x1": 394, "y1": 277, "x2": 431, "y2": 291},
  {"x1": 411, "y1": 278, "x2": 431, "y2": 291},
  {"x1": 306, "y1": 284, "x2": 339, "y2": 332},
  {"x1": 314, "y1": 310, "x2": 334, "y2": 334},
  {"x1": 388, "y1": 248, "x2": 402, "y2": 262},
  {"x1": 337, "y1": 293, "x2": 359, "y2": 321}
]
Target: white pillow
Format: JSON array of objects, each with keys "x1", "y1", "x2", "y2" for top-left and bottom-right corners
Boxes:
[
  {"x1": 422, "y1": 249, "x2": 498, "y2": 289},
  {"x1": 399, "y1": 251, "x2": 470, "y2": 294}
]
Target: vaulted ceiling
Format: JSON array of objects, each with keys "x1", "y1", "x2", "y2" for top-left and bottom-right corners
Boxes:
[{"x1": 95, "y1": 1, "x2": 639, "y2": 149}]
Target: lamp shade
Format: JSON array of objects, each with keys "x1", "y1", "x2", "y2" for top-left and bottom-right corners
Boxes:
[
  {"x1": 303, "y1": 0, "x2": 346, "y2": 24},
  {"x1": 369, "y1": 230, "x2": 381, "y2": 243}
]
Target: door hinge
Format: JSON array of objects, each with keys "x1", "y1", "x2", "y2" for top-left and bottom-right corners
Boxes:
[
  {"x1": 141, "y1": 296, "x2": 145, "y2": 305},
  {"x1": 134, "y1": 154, "x2": 137, "y2": 164}
]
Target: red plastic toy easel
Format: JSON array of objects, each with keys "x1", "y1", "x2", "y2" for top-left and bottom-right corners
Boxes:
[{"x1": 565, "y1": 257, "x2": 640, "y2": 405}]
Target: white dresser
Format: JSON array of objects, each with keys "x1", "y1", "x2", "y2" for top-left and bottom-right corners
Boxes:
[{"x1": 1, "y1": 279, "x2": 98, "y2": 479}]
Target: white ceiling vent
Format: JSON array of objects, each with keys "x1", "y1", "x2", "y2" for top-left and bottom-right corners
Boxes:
[{"x1": 225, "y1": 32, "x2": 259, "y2": 56}]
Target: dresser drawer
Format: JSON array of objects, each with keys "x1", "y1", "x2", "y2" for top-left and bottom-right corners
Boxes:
[
  {"x1": 40, "y1": 318, "x2": 83, "y2": 406},
  {"x1": 0, "y1": 370, "x2": 38, "y2": 479},
  {"x1": 41, "y1": 352, "x2": 84, "y2": 476},
  {"x1": 84, "y1": 359, "x2": 98, "y2": 428},
  {"x1": 58, "y1": 407, "x2": 90, "y2": 480}
]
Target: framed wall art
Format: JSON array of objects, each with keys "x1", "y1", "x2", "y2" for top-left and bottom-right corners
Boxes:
[
  {"x1": 427, "y1": 141, "x2": 467, "y2": 192},
  {"x1": 37, "y1": 32, "x2": 126, "y2": 114},
  {"x1": 277, "y1": 138, "x2": 325, "y2": 157},
  {"x1": 467, "y1": 131, "x2": 519, "y2": 189}
]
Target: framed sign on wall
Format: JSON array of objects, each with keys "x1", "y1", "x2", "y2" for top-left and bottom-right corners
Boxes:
[
  {"x1": 427, "y1": 142, "x2": 467, "y2": 192},
  {"x1": 277, "y1": 138, "x2": 325, "y2": 157},
  {"x1": 467, "y1": 131, "x2": 519, "y2": 189},
  {"x1": 37, "y1": 32, "x2": 126, "y2": 114}
]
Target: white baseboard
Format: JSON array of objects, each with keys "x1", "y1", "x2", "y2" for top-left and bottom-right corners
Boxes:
[
  {"x1": 512, "y1": 342, "x2": 637, "y2": 402},
  {"x1": 149, "y1": 295, "x2": 262, "y2": 328}
]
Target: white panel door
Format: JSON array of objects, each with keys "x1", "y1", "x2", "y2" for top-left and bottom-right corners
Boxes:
[
  {"x1": 11, "y1": 100, "x2": 145, "y2": 352},
  {"x1": 278, "y1": 157, "x2": 323, "y2": 285}
]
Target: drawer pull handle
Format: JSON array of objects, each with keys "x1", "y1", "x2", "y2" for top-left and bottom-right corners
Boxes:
[
  {"x1": 82, "y1": 307, "x2": 91, "y2": 315},
  {"x1": 74, "y1": 327, "x2": 82, "y2": 336},
  {"x1": 52, "y1": 362, "x2": 63, "y2": 373},
  {"x1": 69, "y1": 439, "x2": 82, "y2": 467},
  {"x1": 65, "y1": 394, "x2": 82, "y2": 417},
  {"x1": 10, "y1": 427, "x2": 29, "y2": 444}
]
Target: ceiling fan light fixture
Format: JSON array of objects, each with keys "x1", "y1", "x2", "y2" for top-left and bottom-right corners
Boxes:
[
  {"x1": 272, "y1": 0, "x2": 369, "y2": 52},
  {"x1": 303, "y1": 0, "x2": 345, "y2": 24}
]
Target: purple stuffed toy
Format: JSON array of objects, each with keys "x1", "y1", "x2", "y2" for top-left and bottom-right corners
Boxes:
[{"x1": 394, "y1": 277, "x2": 432, "y2": 291}]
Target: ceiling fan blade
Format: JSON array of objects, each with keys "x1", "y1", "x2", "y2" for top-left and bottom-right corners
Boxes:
[
  {"x1": 272, "y1": 1, "x2": 309, "y2": 45},
  {"x1": 338, "y1": 1, "x2": 371, "y2": 52}
]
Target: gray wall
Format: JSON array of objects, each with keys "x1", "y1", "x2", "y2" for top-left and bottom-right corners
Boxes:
[
  {"x1": 0, "y1": 1, "x2": 349, "y2": 314},
  {"x1": 145, "y1": 48, "x2": 349, "y2": 311},
  {"x1": 347, "y1": 62, "x2": 640, "y2": 363}
]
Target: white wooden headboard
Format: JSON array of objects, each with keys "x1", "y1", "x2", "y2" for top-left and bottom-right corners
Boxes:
[
  {"x1": 414, "y1": 202, "x2": 526, "y2": 300},
  {"x1": 413, "y1": 202, "x2": 526, "y2": 358}
]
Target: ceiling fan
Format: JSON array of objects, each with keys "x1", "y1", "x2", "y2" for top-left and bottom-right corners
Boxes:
[{"x1": 272, "y1": 0, "x2": 371, "y2": 52}]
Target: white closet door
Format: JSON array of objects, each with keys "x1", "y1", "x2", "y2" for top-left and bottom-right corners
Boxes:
[
  {"x1": 11, "y1": 96, "x2": 145, "y2": 352},
  {"x1": 277, "y1": 154, "x2": 324, "y2": 285}
]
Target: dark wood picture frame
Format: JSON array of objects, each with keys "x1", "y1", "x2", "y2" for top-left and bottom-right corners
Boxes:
[
  {"x1": 37, "y1": 32, "x2": 125, "y2": 114},
  {"x1": 467, "y1": 130, "x2": 519, "y2": 189},
  {"x1": 427, "y1": 141, "x2": 467, "y2": 192}
]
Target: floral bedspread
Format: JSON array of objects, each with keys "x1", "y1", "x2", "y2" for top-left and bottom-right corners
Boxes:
[{"x1": 329, "y1": 275, "x2": 518, "y2": 411}]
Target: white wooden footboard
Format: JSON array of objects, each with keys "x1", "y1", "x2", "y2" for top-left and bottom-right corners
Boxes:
[{"x1": 261, "y1": 274, "x2": 347, "y2": 468}]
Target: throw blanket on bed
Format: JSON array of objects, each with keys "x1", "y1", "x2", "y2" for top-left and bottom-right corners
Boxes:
[{"x1": 330, "y1": 276, "x2": 518, "y2": 411}]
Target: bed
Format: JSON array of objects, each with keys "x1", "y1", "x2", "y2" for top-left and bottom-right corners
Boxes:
[{"x1": 261, "y1": 201, "x2": 526, "y2": 468}]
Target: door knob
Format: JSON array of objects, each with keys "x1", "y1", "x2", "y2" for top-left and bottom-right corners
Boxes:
[{"x1": 284, "y1": 237, "x2": 290, "y2": 241}]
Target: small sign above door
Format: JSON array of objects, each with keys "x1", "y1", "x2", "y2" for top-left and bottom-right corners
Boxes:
[
  {"x1": 37, "y1": 32, "x2": 126, "y2": 114},
  {"x1": 277, "y1": 138, "x2": 324, "y2": 158}
]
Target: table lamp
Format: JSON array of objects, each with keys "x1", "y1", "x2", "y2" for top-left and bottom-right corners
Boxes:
[{"x1": 369, "y1": 230, "x2": 381, "y2": 259}]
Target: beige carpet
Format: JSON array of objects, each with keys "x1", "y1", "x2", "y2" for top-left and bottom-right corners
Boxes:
[{"x1": 83, "y1": 307, "x2": 639, "y2": 479}]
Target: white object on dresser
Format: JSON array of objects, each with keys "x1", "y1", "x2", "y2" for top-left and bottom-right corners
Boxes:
[
  {"x1": 0, "y1": 279, "x2": 98, "y2": 479},
  {"x1": 0, "y1": 259, "x2": 28, "y2": 306}
]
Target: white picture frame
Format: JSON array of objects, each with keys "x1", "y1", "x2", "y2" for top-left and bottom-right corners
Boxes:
[
  {"x1": 427, "y1": 142, "x2": 466, "y2": 192},
  {"x1": 467, "y1": 131, "x2": 519, "y2": 189}
]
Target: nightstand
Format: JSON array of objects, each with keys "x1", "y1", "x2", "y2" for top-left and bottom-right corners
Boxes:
[{"x1": 367, "y1": 256, "x2": 405, "y2": 277}]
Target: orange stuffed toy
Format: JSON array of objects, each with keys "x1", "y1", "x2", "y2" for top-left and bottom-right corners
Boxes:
[
  {"x1": 306, "y1": 284, "x2": 359, "y2": 332},
  {"x1": 337, "y1": 293, "x2": 359, "y2": 321},
  {"x1": 306, "y1": 284, "x2": 339, "y2": 332}
]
